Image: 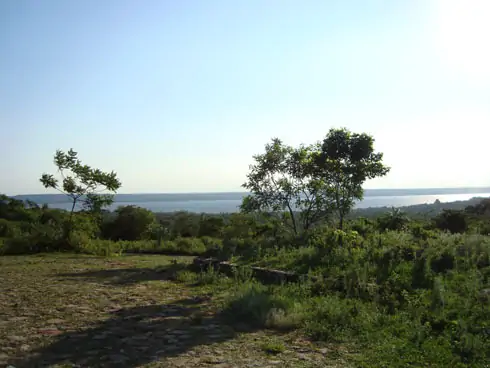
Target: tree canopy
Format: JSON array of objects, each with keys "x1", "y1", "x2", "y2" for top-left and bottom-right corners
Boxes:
[
  {"x1": 241, "y1": 138, "x2": 333, "y2": 234},
  {"x1": 40, "y1": 149, "x2": 121, "y2": 243},
  {"x1": 242, "y1": 128, "x2": 390, "y2": 231},
  {"x1": 40, "y1": 149, "x2": 121, "y2": 214}
]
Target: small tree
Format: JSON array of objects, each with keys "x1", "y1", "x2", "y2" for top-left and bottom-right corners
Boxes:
[
  {"x1": 106, "y1": 205, "x2": 156, "y2": 241},
  {"x1": 169, "y1": 211, "x2": 200, "y2": 238},
  {"x1": 241, "y1": 138, "x2": 333, "y2": 235},
  {"x1": 198, "y1": 215, "x2": 225, "y2": 238},
  {"x1": 314, "y1": 128, "x2": 390, "y2": 229},
  {"x1": 40, "y1": 149, "x2": 121, "y2": 242},
  {"x1": 377, "y1": 207, "x2": 410, "y2": 232},
  {"x1": 434, "y1": 209, "x2": 468, "y2": 234}
]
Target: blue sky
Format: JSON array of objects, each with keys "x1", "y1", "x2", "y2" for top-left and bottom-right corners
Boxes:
[{"x1": 1, "y1": 0, "x2": 489, "y2": 195}]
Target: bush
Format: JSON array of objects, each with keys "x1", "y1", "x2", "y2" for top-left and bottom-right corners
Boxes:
[
  {"x1": 223, "y1": 282, "x2": 307, "y2": 330},
  {"x1": 0, "y1": 219, "x2": 22, "y2": 238},
  {"x1": 304, "y1": 295, "x2": 378, "y2": 342},
  {"x1": 169, "y1": 211, "x2": 200, "y2": 238},
  {"x1": 103, "y1": 205, "x2": 156, "y2": 241},
  {"x1": 0, "y1": 236, "x2": 35, "y2": 255},
  {"x1": 78, "y1": 238, "x2": 123, "y2": 256},
  {"x1": 198, "y1": 215, "x2": 225, "y2": 238},
  {"x1": 434, "y1": 209, "x2": 469, "y2": 234},
  {"x1": 174, "y1": 237, "x2": 207, "y2": 255}
]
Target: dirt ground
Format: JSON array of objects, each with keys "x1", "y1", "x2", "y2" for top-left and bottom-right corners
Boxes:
[{"x1": 0, "y1": 254, "x2": 347, "y2": 368}]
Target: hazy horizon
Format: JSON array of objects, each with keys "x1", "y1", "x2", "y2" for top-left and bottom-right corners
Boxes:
[
  {"x1": 11, "y1": 188, "x2": 490, "y2": 214},
  {"x1": 1, "y1": 0, "x2": 489, "y2": 194},
  {"x1": 10, "y1": 186, "x2": 490, "y2": 198}
]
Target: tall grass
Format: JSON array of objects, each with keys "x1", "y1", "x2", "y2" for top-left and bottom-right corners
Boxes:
[{"x1": 216, "y1": 231, "x2": 490, "y2": 367}]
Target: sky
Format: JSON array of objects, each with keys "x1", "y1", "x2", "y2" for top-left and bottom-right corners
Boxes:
[{"x1": 1, "y1": 0, "x2": 489, "y2": 195}]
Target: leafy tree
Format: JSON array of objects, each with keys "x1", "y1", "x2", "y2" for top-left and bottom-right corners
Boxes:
[
  {"x1": 169, "y1": 211, "x2": 200, "y2": 238},
  {"x1": 104, "y1": 205, "x2": 156, "y2": 241},
  {"x1": 313, "y1": 128, "x2": 390, "y2": 229},
  {"x1": 198, "y1": 215, "x2": 225, "y2": 238},
  {"x1": 0, "y1": 194, "x2": 29, "y2": 221},
  {"x1": 465, "y1": 198, "x2": 490, "y2": 217},
  {"x1": 40, "y1": 149, "x2": 121, "y2": 241},
  {"x1": 434, "y1": 209, "x2": 468, "y2": 234},
  {"x1": 223, "y1": 213, "x2": 258, "y2": 239},
  {"x1": 241, "y1": 138, "x2": 333, "y2": 235},
  {"x1": 377, "y1": 207, "x2": 410, "y2": 232},
  {"x1": 349, "y1": 216, "x2": 375, "y2": 237}
]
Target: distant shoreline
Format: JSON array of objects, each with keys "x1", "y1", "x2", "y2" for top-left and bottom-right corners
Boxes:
[
  {"x1": 7, "y1": 190, "x2": 490, "y2": 216},
  {"x1": 10, "y1": 187, "x2": 490, "y2": 204}
]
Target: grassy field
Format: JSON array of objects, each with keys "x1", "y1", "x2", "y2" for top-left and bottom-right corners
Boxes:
[{"x1": 0, "y1": 254, "x2": 345, "y2": 368}]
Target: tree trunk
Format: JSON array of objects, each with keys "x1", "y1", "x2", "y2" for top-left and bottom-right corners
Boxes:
[
  {"x1": 63, "y1": 199, "x2": 77, "y2": 249},
  {"x1": 339, "y1": 213, "x2": 344, "y2": 230},
  {"x1": 286, "y1": 204, "x2": 298, "y2": 235}
]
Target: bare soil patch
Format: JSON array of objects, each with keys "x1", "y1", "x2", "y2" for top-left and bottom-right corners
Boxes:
[{"x1": 0, "y1": 254, "x2": 346, "y2": 367}]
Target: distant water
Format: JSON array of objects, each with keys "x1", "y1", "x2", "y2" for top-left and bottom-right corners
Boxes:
[{"x1": 24, "y1": 191, "x2": 490, "y2": 214}]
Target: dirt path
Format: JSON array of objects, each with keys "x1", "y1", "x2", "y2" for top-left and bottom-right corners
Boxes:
[{"x1": 0, "y1": 254, "x2": 345, "y2": 368}]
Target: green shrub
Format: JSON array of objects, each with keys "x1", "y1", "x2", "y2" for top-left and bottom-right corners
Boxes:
[
  {"x1": 160, "y1": 240, "x2": 177, "y2": 252},
  {"x1": 261, "y1": 340, "x2": 286, "y2": 355},
  {"x1": 196, "y1": 266, "x2": 228, "y2": 285},
  {"x1": 103, "y1": 205, "x2": 156, "y2": 241},
  {"x1": 349, "y1": 217, "x2": 375, "y2": 237},
  {"x1": 304, "y1": 295, "x2": 379, "y2": 342},
  {"x1": 434, "y1": 210, "x2": 469, "y2": 234},
  {"x1": 0, "y1": 219, "x2": 22, "y2": 238},
  {"x1": 175, "y1": 270, "x2": 198, "y2": 283},
  {"x1": 200, "y1": 236, "x2": 223, "y2": 256},
  {"x1": 198, "y1": 215, "x2": 225, "y2": 238},
  {"x1": 0, "y1": 236, "x2": 35, "y2": 254},
  {"x1": 223, "y1": 282, "x2": 306, "y2": 330},
  {"x1": 174, "y1": 237, "x2": 206, "y2": 255},
  {"x1": 77, "y1": 238, "x2": 123, "y2": 256}
]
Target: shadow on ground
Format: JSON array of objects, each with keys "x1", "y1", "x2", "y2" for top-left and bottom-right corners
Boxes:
[
  {"x1": 13, "y1": 297, "x2": 251, "y2": 368},
  {"x1": 8, "y1": 263, "x2": 261, "y2": 367},
  {"x1": 57, "y1": 262, "x2": 189, "y2": 285}
]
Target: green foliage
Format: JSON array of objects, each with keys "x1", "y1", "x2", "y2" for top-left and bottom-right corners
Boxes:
[
  {"x1": 39, "y1": 149, "x2": 121, "y2": 247},
  {"x1": 40, "y1": 149, "x2": 121, "y2": 213},
  {"x1": 465, "y1": 198, "x2": 490, "y2": 217},
  {"x1": 348, "y1": 216, "x2": 375, "y2": 237},
  {"x1": 0, "y1": 141, "x2": 488, "y2": 368},
  {"x1": 103, "y1": 205, "x2": 156, "y2": 241},
  {"x1": 195, "y1": 266, "x2": 228, "y2": 286},
  {"x1": 261, "y1": 340, "x2": 286, "y2": 355},
  {"x1": 221, "y1": 230, "x2": 490, "y2": 367},
  {"x1": 313, "y1": 128, "x2": 390, "y2": 229},
  {"x1": 2, "y1": 185, "x2": 490, "y2": 367},
  {"x1": 377, "y1": 207, "x2": 410, "y2": 232},
  {"x1": 198, "y1": 215, "x2": 225, "y2": 238},
  {"x1": 242, "y1": 128, "x2": 389, "y2": 233},
  {"x1": 169, "y1": 211, "x2": 200, "y2": 238},
  {"x1": 223, "y1": 281, "x2": 301, "y2": 329},
  {"x1": 200, "y1": 236, "x2": 223, "y2": 256},
  {"x1": 174, "y1": 237, "x2": 207, "y2": 255},
  {"x1": 0, "y1": 218, "x2": 22, "y2": 238},
  {"x1": 241, "y1": 138, "x2": 333, "y2": 234},
  {"x1": 434, "y1": 209, "x2": 469, "y2": 234},
  {"x1": 175, "y1": 269, "x2": 199, "y2": 283}
]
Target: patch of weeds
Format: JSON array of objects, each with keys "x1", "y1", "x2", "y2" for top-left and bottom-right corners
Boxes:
[
  {"x1": 196, "y1": 266, "x2": 227, "y2": 286},
  {"x1": 231, "y1": 265, "x2": 254, "y2": 283},
  {"x1": 265, "y1": 307, "x2": 304, "y2": 331},
  {"x1": 303, "y1": 295, "x2": 378, "y2": 343},
  {"x1": 223, "y1": 282, "x2": 304, "y2": 329},
  {"x1": 261, "y1": 339, "x2": 286, "y2": 355},
  {"x1": 175, "y1": 270, "x2": 198, "y2": 284},
  {"x1": 145, "y1": 280, "x2": 171, "y2": 290}
]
